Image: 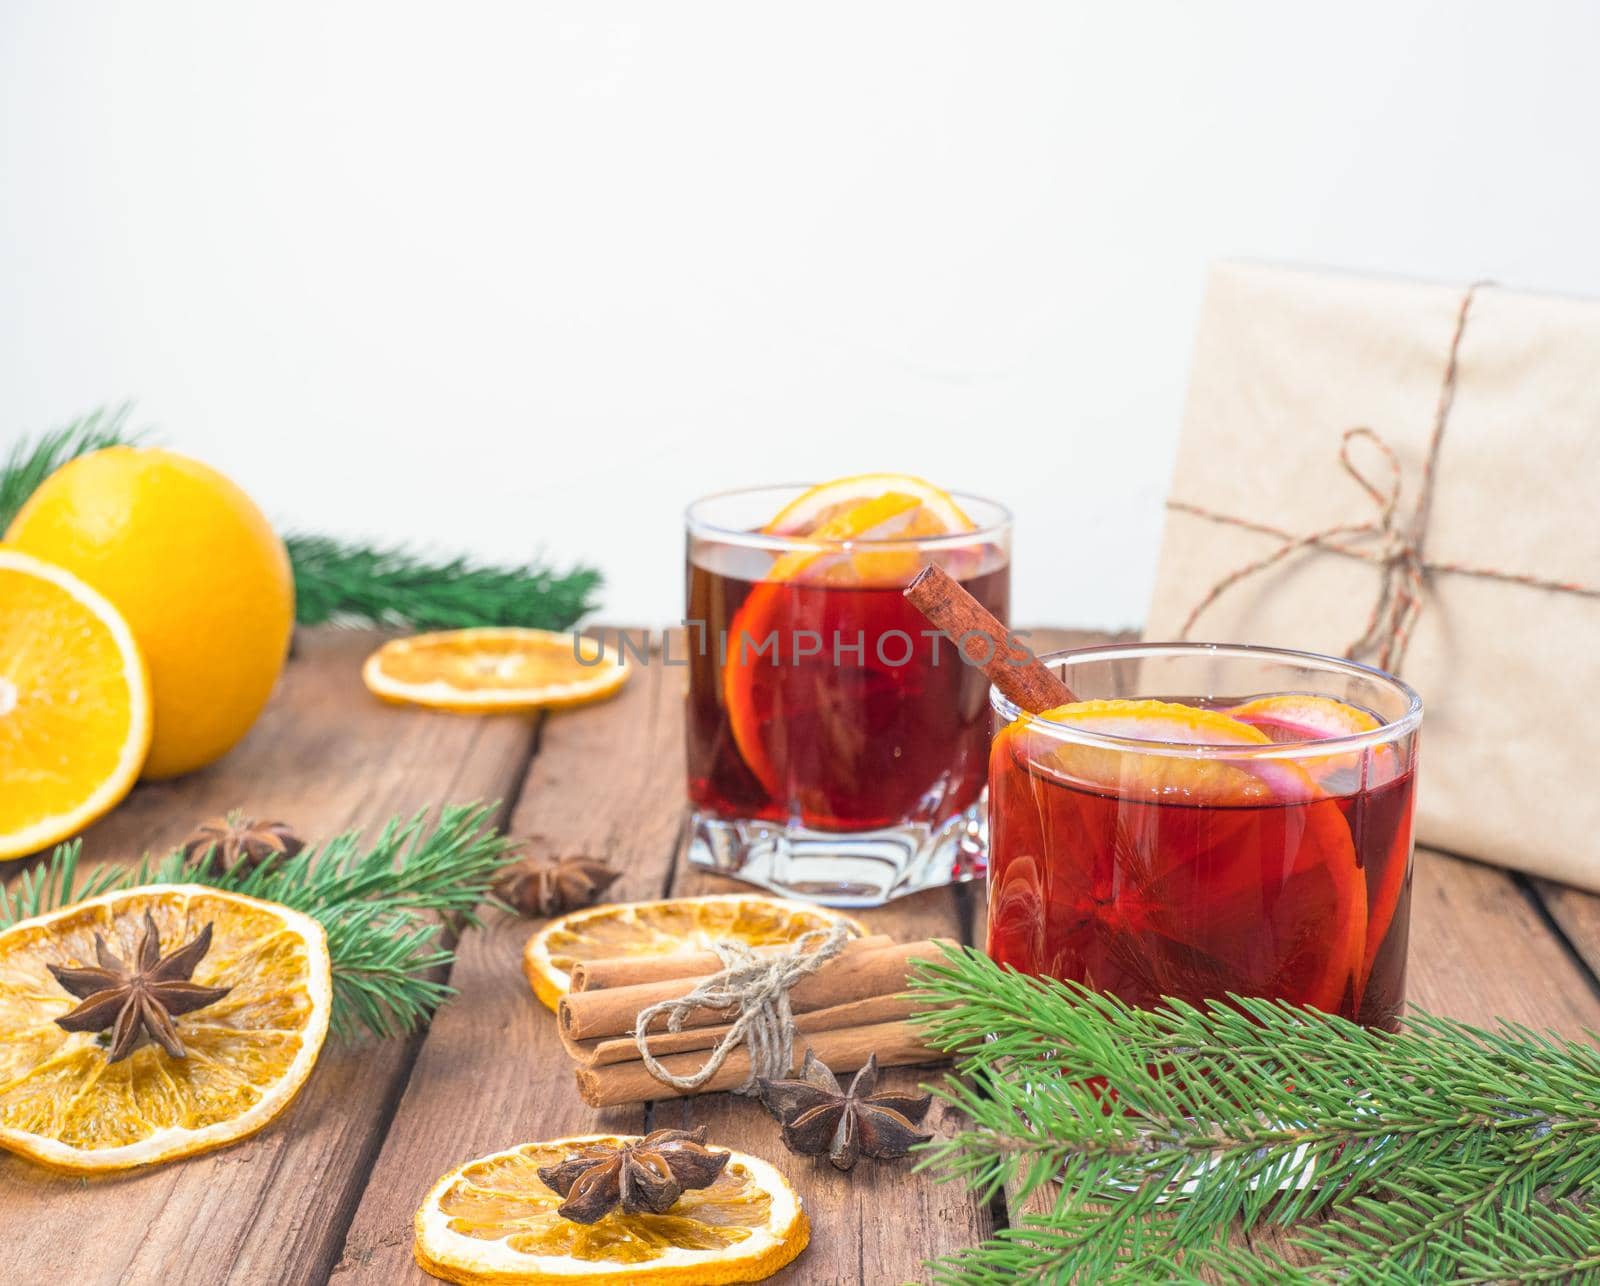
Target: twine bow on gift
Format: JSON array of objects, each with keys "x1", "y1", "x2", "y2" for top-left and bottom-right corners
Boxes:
[
  {"x1": 630, "y1": 923, "x2": 853, "y2": 1094},
  {"x1": 1169, "y1": 284, "x2": 1600, "y2": 673}
]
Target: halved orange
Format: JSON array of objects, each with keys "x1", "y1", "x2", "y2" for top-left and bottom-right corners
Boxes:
[
  {"x1": 363, "y1": 629, "x2": 627, "y2": 714},
  {"x1": 0, "y1": 549, "x2": 153, "y2": 860},
  {"x1": 999, "y1": 699, "x2": 1367, "y2": 1014},
  {"x1": 522, "y1": 895, "x2": 865, "y2": 1011},
  {"x1": 0, "y1": 884, "x2": 331, "y2": 1171},
  {"x1": 414, "y1": 1134, "x2": 808, "y2": 1284}
]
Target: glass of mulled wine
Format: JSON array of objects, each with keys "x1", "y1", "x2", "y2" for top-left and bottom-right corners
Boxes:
[
  {"x1": 685, "y1": 481, "x2": 1012, "y2": 906},
  {"x1": 987, "y1": 643, "x2": 1420, "y2": 1029}
]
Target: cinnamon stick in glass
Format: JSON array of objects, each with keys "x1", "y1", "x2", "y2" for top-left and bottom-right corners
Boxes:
[
  {"x1": 904, "y1": 563, "x2": 1075, "y2": 711},
  {"x1": 574, "y1": 1019, "x2": 941, "y2": 1108}
]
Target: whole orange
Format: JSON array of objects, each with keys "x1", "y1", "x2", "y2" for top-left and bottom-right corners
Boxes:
[{"x1": 6, "y1": 446, "x2": 293, "y2": 778}]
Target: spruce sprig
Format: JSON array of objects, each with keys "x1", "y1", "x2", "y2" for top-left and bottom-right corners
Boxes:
[
  {"x1": 285, "y1": 533, "x2": 601, "y2": 631},
  {"x1": 0, "y1": 803, "x2": 514, "y2": 1041},
  {"x1": 0, "y1": 410, "x2": 603, "y2": 630},
  {"x1": 909, "y1": 945, "x2": 1600, "y2": 1284}
]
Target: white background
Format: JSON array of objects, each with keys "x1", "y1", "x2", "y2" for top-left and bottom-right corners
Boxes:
[{"x1": 4, "y1": 2, "x2": 1598, "y2": 628}]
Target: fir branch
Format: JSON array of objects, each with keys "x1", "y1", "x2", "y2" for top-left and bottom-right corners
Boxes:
[
  {"x1": 0, "y1": 803, "x2": 515, "y2": 1042},
  {"x1": 284, "y1": 534, "x2": 601, "y2": 630},
  {"x1": 0, "y1": 409, "x2": 603, "y2": 630},
  {"x1": 0, "y1": 405, "x2": 139, "y2": 530},
  {"x1": 909, "y1": 945, "x2": 1600, "y2": 1285}
]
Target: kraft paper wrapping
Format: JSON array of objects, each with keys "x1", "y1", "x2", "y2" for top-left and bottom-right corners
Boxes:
[{"x1": 1145, "y1": 261, "x2": 1600, "y2": 890}]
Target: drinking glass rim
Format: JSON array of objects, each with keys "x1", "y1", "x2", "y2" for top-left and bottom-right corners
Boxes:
[
  {"x1": 989, "y1": 640, "x2": 1423, "y2": 759},
  {"x1": 685, "y1": 483, "x2": 1013, "y2": 552}
]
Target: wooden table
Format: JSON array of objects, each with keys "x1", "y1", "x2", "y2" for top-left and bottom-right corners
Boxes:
[{"x1": 8, "y1": 627, "x2": 1600, "y2": 1286}]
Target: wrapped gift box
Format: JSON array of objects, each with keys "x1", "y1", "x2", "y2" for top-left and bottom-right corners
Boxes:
[{"x1": 1145, "y1": 261, "x2": 1600, "y2": 890}]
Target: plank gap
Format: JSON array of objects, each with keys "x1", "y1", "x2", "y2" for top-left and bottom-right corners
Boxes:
[{"x1": 1515, "y1": 872, "x2": 1600, "y2": 1007}]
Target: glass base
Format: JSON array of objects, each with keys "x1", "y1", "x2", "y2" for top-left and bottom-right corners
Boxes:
[{"x1": 685, "y1": 798, "x2": 987, "y2": 908}]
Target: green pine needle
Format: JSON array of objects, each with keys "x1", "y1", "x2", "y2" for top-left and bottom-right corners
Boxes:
[
  {"x1": 909, "y1": 944, "x2": 1600, "y2": 1285},
  {"x1": 0, "y1": 803, "x2": 515, "y2": 1042},
  {"x1": 0, "y1": 405, "x2": 140, "y2": 531},
  {"x1": 284, "y1": 533, "x2": 601, "y2": 630},
  {"x1": 1, "y1": 408, "x2": 604, "y2": 630}
]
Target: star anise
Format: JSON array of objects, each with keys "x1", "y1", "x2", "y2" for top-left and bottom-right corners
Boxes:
[
  {"x1": 493, "y1": 852, "x2": 620, "y2": 917},
  {"x1": 758, "y1": 1051, "x2": 933, "y2": 1171},
  {"x1": 182, "y1": 811, "x2": 304, "y2": 876},
  {"x1": 536, "y1": 1126, "x2": 731, "y2": 1224},
  {"x1": 47, "y1": 911, "x2": 233, "y2": 1063}
]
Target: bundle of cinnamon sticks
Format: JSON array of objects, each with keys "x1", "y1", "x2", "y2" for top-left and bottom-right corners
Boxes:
[{"x1": 557, "y1": 936, "x2": 950, "y2": 1107}]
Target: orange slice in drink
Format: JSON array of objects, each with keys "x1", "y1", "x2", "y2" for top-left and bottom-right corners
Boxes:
[
  {"x1": 1000, "y1": 699, "x2": 1367, "y2": 1015},
  {"x1": 722, "y1": 477, "x2": 976, "y2": 807},
  {"x1": 1228, "y1": 694, "x2": 1410, "y2": 982},
  {"x1": 1227, "y1": 694, "x2": 1380, "y2": 742},
  {"x1": 1009, "y1": 699, "x2": 1329, "y2": 806},
  {"x1": 760, "y1": 492, "x2": 929, "y2": 588},
  {"x1": 763, "y1": 473, "x2": 974, "y2": 538},
  {"x1": 1231, "y1": 694, "x2": 1415, "y2": 989}
]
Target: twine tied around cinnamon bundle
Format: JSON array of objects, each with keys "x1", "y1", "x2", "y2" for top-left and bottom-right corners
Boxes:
[
  {"x1": 1170, "y1": 284, "x2": 1600, "y2": 673},
  {"x1": 630, "y1": 923, "x2": 854, "y2": 1094}
]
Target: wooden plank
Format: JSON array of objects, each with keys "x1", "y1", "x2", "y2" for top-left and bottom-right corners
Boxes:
[
  {"x1": 333, "y1": 643, "x2": 686, "y2": 1281},
  {"x1": 1527, "y1": 878, "x2": 1600, "y2": 1002},
  {"x1": 1409, "y1": 851, "x2": 1600, "y2": 1033},
  {"x1": 2, "y1": 629, "x2": 540, "y2": 1286}
]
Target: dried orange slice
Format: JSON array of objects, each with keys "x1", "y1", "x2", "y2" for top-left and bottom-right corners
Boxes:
[
  {"x1": 414, "y1": 1134, "x2": 808, "y2": 1284},
  {"x1": 363, "y1": 629, "x2": 627, "y2": 714},
  {"x1": 763, "y1": 472, "x2": 974, "y2": 538},
  {"x1": 0, "y1": 884, "x2": 331, "y2": 1171},
  {"x1": 522, "y1": 895, "x2": 865, "y2": 1011},
  {"x1": 0, "y1": 549, "x2": 152, "y2": 860}
]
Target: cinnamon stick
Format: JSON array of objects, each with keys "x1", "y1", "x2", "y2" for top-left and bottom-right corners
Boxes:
[
  {"x1": 574, "y1": 1019, "x2": 942, "y2": 1107},
  {"x1": 904, "y1": 563, "x2": 1075, "y2": 711},
  {"x1": 558, "y1": 939, "x2": 950, "y2": 1042},
  {"x1": 569, "y1": 934, "x2": 893, "y2": 992},
  {"x1": 560, "y1": 991, "x2": 918, "y2": 1067}
]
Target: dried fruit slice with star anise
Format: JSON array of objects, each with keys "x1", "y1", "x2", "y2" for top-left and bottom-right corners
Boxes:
[{"x1": 48, "y1": 910, "x2": 232, "y2": 1062}]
